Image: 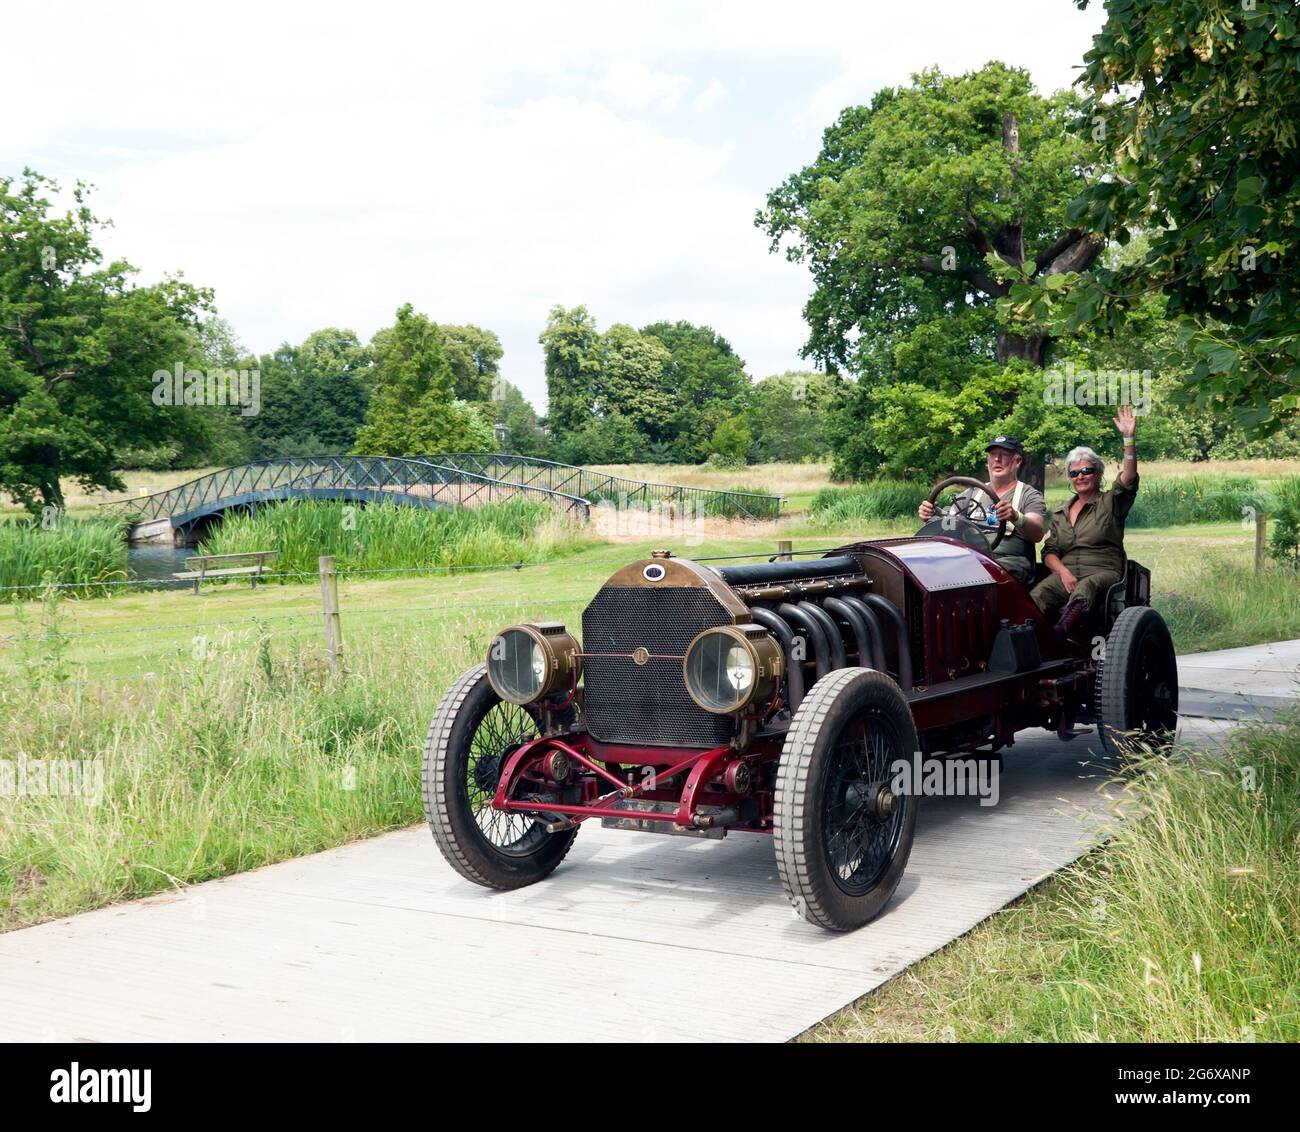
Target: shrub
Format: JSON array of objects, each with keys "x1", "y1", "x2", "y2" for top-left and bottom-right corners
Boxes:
[
  {"x1": 703, "y1": 451, "x2": 745, "y2": 471},
  {"x1": 1268, "y1": 476, "x2": 1300, "y2": 566},
  {"x1": 709, "y1": 417, "x2": 753, "y2": 464}
]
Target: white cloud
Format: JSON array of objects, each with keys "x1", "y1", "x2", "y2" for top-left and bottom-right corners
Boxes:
[
  {"x1": 693, "y1": 79, "x2": 728, "y2": 113},
  {"x1": 3, "y1": 0, "x2": 1105, "y2": 410},
  {"x1": 593, "y1": 60, "x2": 692, "y2": 111}
]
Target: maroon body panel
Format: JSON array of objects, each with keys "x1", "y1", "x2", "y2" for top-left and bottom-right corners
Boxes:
[{"x1": 488, "y1": 534, "x2": 1103, "y2": 833}]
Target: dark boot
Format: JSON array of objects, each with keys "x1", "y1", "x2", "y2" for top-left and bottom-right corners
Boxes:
[{"x1": 1054, "y1": 598, "x2": 1089, "y2": 635}]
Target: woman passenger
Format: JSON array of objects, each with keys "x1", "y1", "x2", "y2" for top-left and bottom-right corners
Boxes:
[{"x1": 1031, "y1": 407, "x2": 1140, "y2": 634}]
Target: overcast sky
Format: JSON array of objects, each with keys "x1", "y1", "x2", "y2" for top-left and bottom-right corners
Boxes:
[{"x1": 6, "y1": 0, "x2": 1105, "y2": 409}]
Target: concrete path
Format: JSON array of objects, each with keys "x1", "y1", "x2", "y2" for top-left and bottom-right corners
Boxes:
[
  {"x1": 0, "y1": 643, "x2": 1286, "y2": 1043},
  {"x1": 1177, "y1": 638, "x2": 1300, "y2": 720}
]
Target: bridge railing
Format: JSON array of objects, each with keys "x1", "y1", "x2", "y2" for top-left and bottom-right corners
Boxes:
[
  {"x1": 428, "y1": 453, "x2": 782, "y2": 521},
  {"x1": 101, "y1": 456, "x2": 592, "y2": 523}
]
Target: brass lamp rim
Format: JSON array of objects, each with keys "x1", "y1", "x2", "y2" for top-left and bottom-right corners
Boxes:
[
  {"x1": 681, "y1": 624, "x2": 781, "y2": 715},
  {"x1": 485, "y1": 623, "x2": 581, "y2": 705}
]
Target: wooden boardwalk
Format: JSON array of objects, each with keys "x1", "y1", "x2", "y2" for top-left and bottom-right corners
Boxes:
[{"x1": 0, "y1": 717, "x2": 1237, "y2": 1043}]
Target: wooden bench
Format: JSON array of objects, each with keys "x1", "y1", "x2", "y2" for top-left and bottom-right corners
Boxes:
[{"x1": 174, "y1": 551, "x2": 278, "y2": 594}]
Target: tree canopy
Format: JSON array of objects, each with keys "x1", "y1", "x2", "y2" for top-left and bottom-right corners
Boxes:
[
  {"x1": 0, "y1": 170, "x2": 214, "y2": 510},
  {"x1": 1059, "y1": 0, "x2": 1300, "y2": 433},
  {"x1": 353, "y1": 304, "x2": 492, "y2": 456},
  {"x1": 242, "y1": 328, "x2": 370, "y2": 459},
  {"x1": 641, "y1": 320, "x2": 750, "y2": 460},
  {"x1": 438, "y1": 323, "x2": 503, "y2": 404},
  {"x1": 540, "y1": 305, "x2": 755, "y2": 464},
  {"x1": 758, "y1": 62, "x2": 1102, "y2": 370}
]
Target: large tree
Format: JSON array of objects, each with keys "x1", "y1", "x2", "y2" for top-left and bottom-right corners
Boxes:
[
  {"x1": 749, "y1": 370, "x2": 840, "y2": 463},
  {"x1": 596, "y1": 324, "x2": 674, "y2": 439},
  {"x1": 295, "y1": 328, "x2": 371, "y2": 451},
  {"x1": 354, "y1": 304, "x2": 492, "y2": 455},
  {"x1": 757, "y1": 62, "x2": 1103, "y2": 370},
  {"x1": 243, "y1": 328, "x2": 372, "y2": 460},
  {"x1": 0, "y1": 170, "x2": 213, "y2": 510},
  {"x1": 438, "y1": 323, "x2": 502, "y2": 404},
  {"x1": 641, "y1": 320, "x2": 751, "y2": 460},
  {"x1": 539, "y1": 305, "x2": 602, "y2": 437},
  {"x1": 1062, "y1": 0, "x2": 1300, "y2": 432}
]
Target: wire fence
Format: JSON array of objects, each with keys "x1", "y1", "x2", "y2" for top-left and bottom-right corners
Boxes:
[
  {"x1": 0, "y1": 556, "x2": 566, "y2": 597},
  {"x1": 0, "y1": 541, "x2": 850, "y2": 598},
  {"x1": 0, "y1": 588, "x2": 594, "y2": 693},
  {"x1": 0, "y1": 540, "x2": 826, "y2": 688}
]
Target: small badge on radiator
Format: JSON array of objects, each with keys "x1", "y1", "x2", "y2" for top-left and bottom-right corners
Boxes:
[
  {"x1": 632, "y1": 647, "x2": 650, "y2": 665},
  {"x1": 642, "y1": 563, "x2": 666, "y2": 581}
]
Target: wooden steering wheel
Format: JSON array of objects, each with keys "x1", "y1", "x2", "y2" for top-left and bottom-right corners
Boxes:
[{"x1": 926, "y1": 476, "x2": 1007, "y2": 551}]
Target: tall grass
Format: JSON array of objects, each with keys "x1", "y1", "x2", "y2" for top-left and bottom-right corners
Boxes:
[
  {"x1": 0, "y1": 585, "x2": 583, "y2": 930},
  {"x1": 199, "y1": 498, "x2": 593, "y2": 578},
  {"x1": 809, "y1": 480, "x2": 926, "y2": 526},
  {"x1": 811, "y1": 712, "x2": 1300, "y2": 1042},
  {"x1": 700, "y1": 484, "x2": 781, "y2": 518},
  {"x1": 0, "y1": 515, "x2": 128, "y2": 598},
  {"x1": 0, "y1": 635, "x2": 437, "y2": 929},
  {"x1": 1156, "y1": 556, "x2": 1300, "y2": 652},
  {"x1": 1127, "y1": 475, "x2": 1276, "y2": 527}
]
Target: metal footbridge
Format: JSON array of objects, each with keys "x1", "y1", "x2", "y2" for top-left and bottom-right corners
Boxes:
[{"x1": 102, "y1": 454, "x2": 779, "y2": 542}]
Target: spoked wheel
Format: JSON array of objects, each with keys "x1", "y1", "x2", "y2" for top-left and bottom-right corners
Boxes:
[
  {"x1": 1096, "y1": 606, "x2": 1179, "y2": 759},
  {"x1": 423, "y1": 664, "x2": 578, "y2": 889},
  {"x1": 774, "y1": 668, "x2": 919, "y2": 931}
]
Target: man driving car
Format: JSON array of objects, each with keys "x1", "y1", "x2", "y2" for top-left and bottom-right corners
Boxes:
[{"x1": 917, "y1": 435, "x2": 1047, "y2": 585}]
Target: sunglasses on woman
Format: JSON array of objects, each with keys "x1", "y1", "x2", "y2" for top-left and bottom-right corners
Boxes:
[{"x1": 1067, "y1": 466, "x2": 1100, "y2": 479}]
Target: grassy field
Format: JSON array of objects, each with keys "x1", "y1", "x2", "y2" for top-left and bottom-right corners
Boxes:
[
  {"x1": 1, "y1": 460, "x2": 1297, "y2": 1041},
  {"x1": 805, "y1": 714, "x2": 1300, "y2": 1042},
  {"x1": 0, "y1": 520, "x2": 1295, "y2": 684}
]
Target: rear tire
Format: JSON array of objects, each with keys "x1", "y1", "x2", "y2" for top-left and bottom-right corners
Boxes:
[
  {"x1": 1096, "y1": 606, "x2": 1179, "y2": 759},
  {"x1": 774, "y1": 668, "x2": 918, "y2": 931},
  {"x1": 423, "y1": 664, "x2": 578, "y2": 890}
]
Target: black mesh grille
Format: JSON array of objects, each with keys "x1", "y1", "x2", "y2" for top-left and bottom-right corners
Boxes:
[{"x1": 582, "y1": 585, "x2": 737, "y2": 747}]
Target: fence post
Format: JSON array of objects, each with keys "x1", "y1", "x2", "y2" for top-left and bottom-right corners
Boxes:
[
  {"x1": 319, "y1": 555, "x2": 343, "y2": 676},
  {"x1": 1255, "y1": 512, "x2": 1268, "y2": 576},
  {"x1": 777, "y1": 539, "x2": 793, "y2": 562}
]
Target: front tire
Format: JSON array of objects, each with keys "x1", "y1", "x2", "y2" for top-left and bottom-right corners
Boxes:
[
  {"x1": 1096, "y1": 606, "x2": 1179, "y2": 759},
  {"x1": 423, "y1": 664, "x2": 578, "y2": 890},
  {"x1": 774, "y1": 668, "x2": 918, "y2": 931}
]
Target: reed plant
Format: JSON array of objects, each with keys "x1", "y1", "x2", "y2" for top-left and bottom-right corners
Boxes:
[
  {"x1": 198, "y1": 498, "x2": 593, "y2": 578},
  {"x1": 0, "y1": 515, "x2": 128, "y2": 599}
]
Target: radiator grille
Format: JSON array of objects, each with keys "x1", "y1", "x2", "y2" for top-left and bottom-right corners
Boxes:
[{"x1": 582, "y1": 585, "x2": 737, "y2": 747}]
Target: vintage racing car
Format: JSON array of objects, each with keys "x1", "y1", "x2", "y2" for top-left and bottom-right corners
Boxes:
[{"x1": 421, "y1": 476, "x2": 1178, "y2": 931}]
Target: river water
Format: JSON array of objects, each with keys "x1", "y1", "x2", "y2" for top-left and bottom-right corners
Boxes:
[{"x1": 126, "y1": 544, "x2": 194, "y2": 588}]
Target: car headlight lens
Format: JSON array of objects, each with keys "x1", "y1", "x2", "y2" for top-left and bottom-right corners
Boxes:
[
  {"x1": 683, "y1": 625, "x2": 782, "y2": 714},
  {"x1": 486, "y1": 623, "x2": 581, "y2": 705}
]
